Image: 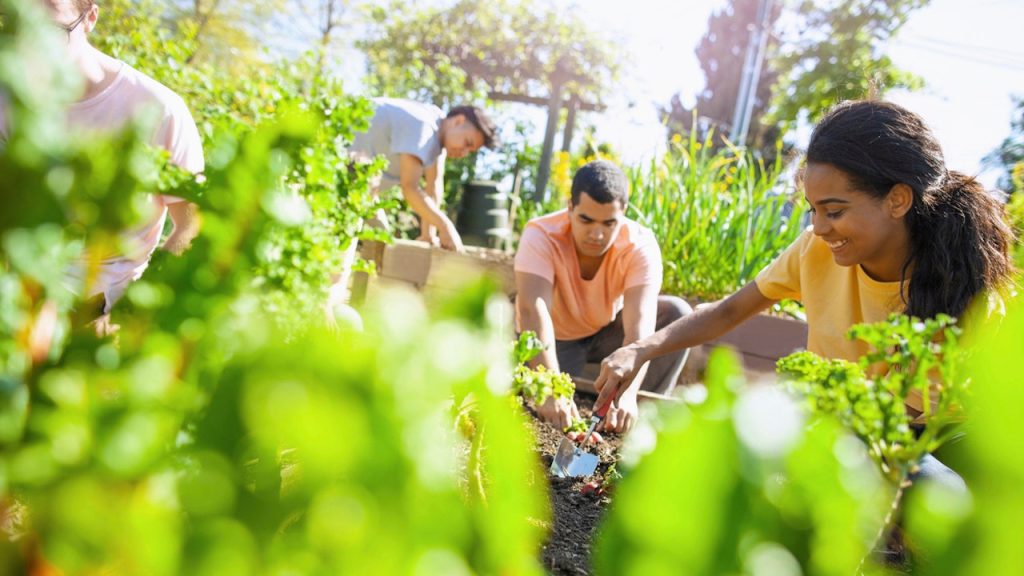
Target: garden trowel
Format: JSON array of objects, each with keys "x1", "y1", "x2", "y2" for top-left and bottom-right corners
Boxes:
[{"x1": 549, "y1": 395, "x2": 613, "y2": 478}]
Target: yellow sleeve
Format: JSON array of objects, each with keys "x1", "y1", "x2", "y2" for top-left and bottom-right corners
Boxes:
[{"x1": 754, "y1": 228, "x2": 814, "y2": 302}]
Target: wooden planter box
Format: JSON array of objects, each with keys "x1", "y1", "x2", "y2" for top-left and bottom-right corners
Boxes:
[
  {"x1": 354, "y1": 239, "x2": 516, "y2": 304},
  {"x1": 357, "y1": 239, "x2": 808, "y2": 383},
  {"x1": 691, "y1": 312, "x2": 807, "y2": 380}
]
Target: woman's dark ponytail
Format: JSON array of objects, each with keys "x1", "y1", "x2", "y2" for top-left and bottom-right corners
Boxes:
[
  {"x1": 807, "y1": 100, "x2": 1016, "y2": 320},
  {"x1": 903, "y1": 171, "x2": 1013, "y2": 319}
]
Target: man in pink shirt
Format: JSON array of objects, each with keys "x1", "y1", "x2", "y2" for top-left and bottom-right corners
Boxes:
[
  {"x1": 515, "y1": 160, "x2": 691, "y2": 433},
  {"x1": 1, "y1": 1, "x2": 205, "y2": 334}
]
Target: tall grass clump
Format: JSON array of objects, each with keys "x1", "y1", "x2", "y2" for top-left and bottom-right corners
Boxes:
[{"x1": 627, "y1": 132, "x2": 805, "y2": 301}]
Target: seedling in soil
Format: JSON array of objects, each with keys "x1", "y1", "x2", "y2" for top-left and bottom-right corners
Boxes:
[
  {"x1": 550, "y1": 395, "x2": 613, "y2": 478},
  {"x1": 580, "y1": 481, "x2": 602, "y2": 496},
  {"x1": 564, "y1": 418, "x2": 589, "y2": 435},
  {"x1": 511, "y1": 331, "x2": 577, "y2": 407},
  {"x1": 513, "y1": 330, "x2": 546, "y2": 365},
  {"x1": 513, "y1": 364, "x2": 576, "y2": 406}
]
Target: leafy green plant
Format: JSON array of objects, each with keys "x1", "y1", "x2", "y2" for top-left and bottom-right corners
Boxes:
[
  {"x1": 510, "y1": 331, "x2": 576, "y2": 407},
  {"x1": 626, "y1": 132, "x2": 805, "y2": 300},
  {"x1": 0, "y1": 3, "x2": 549, "y2": 574},
  {"x1": 88, "y1": 1, "x2": 391, "y2": 335},
  {"x1": 563, "y1": 419, "x2": 589, "y2": 435},
  {"x1": 595, "y1": 349, "x2": 890, "y2": 575},
  {"x1": 777, "y1": 314, "x2": 970, "y2": 569},
  {"x1": 513, "y1": 363, "x2": 576, "y2": 408},
  {"x1": 777, "y1": 314, "x2": 966, "y2": 484},
  {"x1": 512, "y1": 329, "x2": 545, "y2": 365}
]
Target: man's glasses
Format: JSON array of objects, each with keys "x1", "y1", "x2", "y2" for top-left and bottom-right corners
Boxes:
[{"x1": 56, "y1": 10, "x2": 89, "y2": 44}]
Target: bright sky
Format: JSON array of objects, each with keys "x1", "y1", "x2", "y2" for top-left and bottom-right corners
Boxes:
[
  {"x1": 574, "y1": 0, "x2": 1024, "y2": 188},
  {"x1": 305, "y1": 0, "x2": 1024, "y2": 188}
]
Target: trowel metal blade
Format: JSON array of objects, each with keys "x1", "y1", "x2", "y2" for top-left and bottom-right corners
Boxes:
[{"x1": 549, "y1": 437, "x2": 599, "y2": 478}]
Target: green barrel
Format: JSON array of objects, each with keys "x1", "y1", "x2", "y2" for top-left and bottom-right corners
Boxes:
[{"x1": 455, "y1": 180, "x2": 512, "y2": 249}]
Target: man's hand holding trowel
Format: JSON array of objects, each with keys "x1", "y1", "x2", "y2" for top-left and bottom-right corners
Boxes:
[
  {"x1": 514, "y1": 160, "x2": 694, "y2": 439},
  {"x1": 550, "y1": 393, "x2": 616, "y2": 478}
]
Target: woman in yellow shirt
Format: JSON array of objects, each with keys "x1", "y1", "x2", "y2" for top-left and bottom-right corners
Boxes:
[{"x1": 594, "y1": 100, "x2": 1015, "y2": 487}]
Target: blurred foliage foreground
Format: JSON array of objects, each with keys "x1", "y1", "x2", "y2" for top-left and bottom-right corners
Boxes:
[
  {"x1": 2, "y1": 1, "x2": 1023, "y2": 575},
  {"x1": 1, "y1": 1, "x2": 546, "y2": 574}
]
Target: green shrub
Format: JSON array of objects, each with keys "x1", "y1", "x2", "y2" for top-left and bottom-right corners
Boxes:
[
  {"x1": 627, "y1": 133, "x2": 805, "y2": 300},
  {"x1": 777, "y1": 314, "x2": 967, "y2": 484},
  {"x1": 595, "y1": 350, "x2": 890, "y2": 575},
  {"x1": 1, "y1": 3, "x2": 548, "y2": 573}
]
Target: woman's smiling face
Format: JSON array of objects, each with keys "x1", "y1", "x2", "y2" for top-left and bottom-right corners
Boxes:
[{"x1": 803, "y1": 162, "x2": 913, "y2": 282}]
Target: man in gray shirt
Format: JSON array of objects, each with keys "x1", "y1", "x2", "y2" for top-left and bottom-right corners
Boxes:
[{"x1": 351, "y1": 98, "x2": 498, "y2": 251}]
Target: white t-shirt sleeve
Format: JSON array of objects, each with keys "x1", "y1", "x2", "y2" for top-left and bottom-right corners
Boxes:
[
  {"x1": 153, "y1": 94, "x2": 204, "y2": 204},
  {"x1": 389, "y1": 110, "x2": 440, "y2": 167}
]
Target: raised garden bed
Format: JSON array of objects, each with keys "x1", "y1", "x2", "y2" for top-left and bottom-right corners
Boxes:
[
  {"x1": 360, "y1": 240, "x2": 812, "y2": 574},
  {"x1": 353, "y1": 239, "x2": 516, "y2": 304},
  {"x1": 525, "y1": 393, "x2": 620, "y2": 576},
  {"x1": 357, "y1": 239, "x2": 808, "y2": 381}
]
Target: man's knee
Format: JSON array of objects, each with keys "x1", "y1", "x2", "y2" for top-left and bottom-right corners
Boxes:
[{"x1": 656, "y1": 295, "x2": 692, "y2": 327}]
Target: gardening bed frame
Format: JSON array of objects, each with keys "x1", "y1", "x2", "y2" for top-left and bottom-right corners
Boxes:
[
  {"x1": 356, "y1": 239, "x2": 808, "y2": 378},
  {"x1": 357, "y1": 239, "x2": 810, "y2": 574}
]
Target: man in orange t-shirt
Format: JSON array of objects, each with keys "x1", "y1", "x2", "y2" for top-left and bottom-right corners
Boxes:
[{"x1": 514, "y1": 160, "x2": 691, "y2": 433}]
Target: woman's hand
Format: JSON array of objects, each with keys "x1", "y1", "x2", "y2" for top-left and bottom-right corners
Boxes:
[{"x1": 593, "y1": 344, "x2": 644, "y2": 414}]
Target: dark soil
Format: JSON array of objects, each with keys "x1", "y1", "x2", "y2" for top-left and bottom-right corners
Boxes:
[{"x1": 525, "y1": 394, "x2": 623, "y2": 576}]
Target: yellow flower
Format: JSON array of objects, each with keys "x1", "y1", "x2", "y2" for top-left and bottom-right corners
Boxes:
[
  {"x1": 1012, "y1": 162, "x2": 1024, "y2": 193},
  {"x1": 551, "y1": 151, "x2": 573, "y2": 200}
]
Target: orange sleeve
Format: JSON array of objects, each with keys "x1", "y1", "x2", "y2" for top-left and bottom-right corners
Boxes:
[{"x1": 514, "y1": 225, "x2": 556, "y2": 283}]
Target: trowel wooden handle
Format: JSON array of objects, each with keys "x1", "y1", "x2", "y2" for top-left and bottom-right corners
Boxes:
[{"x1": 593, "y1": 393, "x2": 615, "y2": 419}]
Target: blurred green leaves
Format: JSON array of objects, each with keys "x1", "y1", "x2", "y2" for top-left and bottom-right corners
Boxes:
[
  {"x1": 778, "y1": 314, "x2": 966, "y2": 483},
  {"x1": 595, "y1": 349, "x2": 888, "y2": 575},
  {"x1": 1, "y1": 1, "x2": 548, "y2": 573},
  {"x1": 901, "y1": 290, "x2": 1024, "y2": 575}
]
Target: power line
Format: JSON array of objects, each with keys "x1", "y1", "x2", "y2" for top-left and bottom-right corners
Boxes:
[
  {"x1": 905, "y1": 34, "x2": 1024, "y2": 63},
  {"x1": 898, "y1": 41, "x2": 1024, "y2": 72}
]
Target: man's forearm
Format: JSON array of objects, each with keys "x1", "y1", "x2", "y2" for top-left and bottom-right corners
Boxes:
[
  {"x1": 164, "y1": 202, "x2": 200, "y2": 254},
  {"x1": 401, "y1": 184, "x2": 448, "y2": 229},
  {"x1": 519, "y1": 305, "x2": 560, "y2": 373},
  {"x1": 418, "y1": 185, "x2": 439, "y2": 238},
  {"x1": 424, "y1": 182, "x2": 443, "y2": 206}
]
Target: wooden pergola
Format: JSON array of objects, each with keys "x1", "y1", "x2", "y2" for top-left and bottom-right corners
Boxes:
[{"x1": 486, "y1": 62, "x2": 606, "y2": 203}]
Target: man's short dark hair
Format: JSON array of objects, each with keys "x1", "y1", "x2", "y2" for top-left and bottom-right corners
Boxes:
[
  {"x1": 570, "y1": 160, "x2": 628, "y2": 206},
  {"x1": 447, "y1": 105, "x2": 500, "y2": 149}
]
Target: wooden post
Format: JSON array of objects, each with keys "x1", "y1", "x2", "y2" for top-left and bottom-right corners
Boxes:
[
  {"x1": 533, "y1": 77, "x2": 564, "y2": 203},
  {"x1": 561, "y1": 95, "x2": 578, "y2": 153}
]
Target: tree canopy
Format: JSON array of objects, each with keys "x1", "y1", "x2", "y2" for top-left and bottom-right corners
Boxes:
[
  {"x1": 768, "y1": 0, "x2": 931, "y2": 128},
  {"x1": 987, "y1": 96, "x2": 1024, "y2": 192},
  {"x1": 358, "y1": 0, "x2": 621, "y2": 109},
  {"x1": 665, "y1": 0, "x2": 932, "y2": 152}
]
